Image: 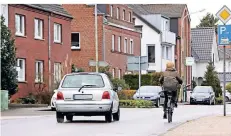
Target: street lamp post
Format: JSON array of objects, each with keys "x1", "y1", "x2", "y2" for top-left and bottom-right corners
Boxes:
[
  {"x1": 95, "y1": 4, "x2": 99, "y2": 72},
  {"x1": 180, "y1": 9, "x2": 205, "y2": 102}
]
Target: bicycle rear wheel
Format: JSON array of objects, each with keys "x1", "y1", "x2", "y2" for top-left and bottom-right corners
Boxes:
[{"x1": 168, "y1": 109, "x2": 172, "y2": 123}]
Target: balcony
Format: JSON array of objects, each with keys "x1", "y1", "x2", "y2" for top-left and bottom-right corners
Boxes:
[{"x1": 161, "y1": 31, "x2": 176, "y2": 45}]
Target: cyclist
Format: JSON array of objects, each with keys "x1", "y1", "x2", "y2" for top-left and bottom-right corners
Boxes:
[{"x1": 159, "y1": 62, "x2": 182, "y2": 119}]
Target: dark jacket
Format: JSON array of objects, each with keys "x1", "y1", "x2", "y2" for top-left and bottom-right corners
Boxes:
[{"x1": 159, "y1": 68, "x2": 183, "y2": 85}]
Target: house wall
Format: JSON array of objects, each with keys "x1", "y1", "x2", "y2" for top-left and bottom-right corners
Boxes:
[
  {"x1": 1, "y1": 4, "x2": 8, "y2": 26},
  {"x1": 8, "y1": 4, "x2": 72, "y2": 99}
]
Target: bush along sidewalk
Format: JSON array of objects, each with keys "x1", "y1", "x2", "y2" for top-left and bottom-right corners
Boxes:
[
  {"x1": 215, "y1": 96, "x2": 223, "y2": 105},
  {"x1": 119, "y1": 100, "x2": 154, "y2": 108},
  {"x1": 118, "y1": 90, "x2": 136, "y2": 100}
]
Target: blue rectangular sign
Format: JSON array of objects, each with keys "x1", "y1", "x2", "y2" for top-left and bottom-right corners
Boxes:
[{"x1": 218, "y1": 25, "x2": 231, "y2": 45}]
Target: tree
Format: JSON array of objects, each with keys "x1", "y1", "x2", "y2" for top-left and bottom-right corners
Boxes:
[
  {"x1": 196, "y1": 12, "x2": 219, "y2": 33},
  {"x1": 226, "y1": 83, "x2": 231, "y2": 93},
  {"x1": 201, "y1": 62, "x2": 222, "y2": 97},
  {"x1": 1, "y1": 16, "x2": 18, "y2": 97}
]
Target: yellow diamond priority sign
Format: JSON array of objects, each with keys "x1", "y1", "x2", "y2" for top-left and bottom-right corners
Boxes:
[{"x1": 216, "y1": 5, "x2": 231, "y2": 24}]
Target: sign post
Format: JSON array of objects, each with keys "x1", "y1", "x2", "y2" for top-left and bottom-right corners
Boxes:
[
  {"x1": 127, "y1": 56, "x2": 148, "y2": 99},
  {"x1": 216, "y1": 5, "x2": 231, "y2": 116}
]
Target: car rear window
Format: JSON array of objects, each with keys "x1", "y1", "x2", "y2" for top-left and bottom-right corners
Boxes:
[{"x1": 61, "y1": 74, "x2": 105, "y2": 88}]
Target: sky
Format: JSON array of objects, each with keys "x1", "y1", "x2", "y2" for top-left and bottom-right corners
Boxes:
[{"x1": 2, "y1": 0, "x2": 231, "y2": 28}]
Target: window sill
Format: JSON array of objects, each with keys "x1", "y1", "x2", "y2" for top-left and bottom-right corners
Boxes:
[
  {"x1": 15, "y1": 34, "x2": 27, "y2": 38},
  {"x1": 111, "y1": 50, "x2": 134, "y2": 56},
  {"x1": 71, "y1": 46, "x2": 81, "y2": 50},
  {"x1": 18, "y1": 81, "x2": 27, "y2": 83},
  {"x1": 34, "y1": 37, "x2": 45, "y2": 41},
  {"x1": 54, "y1": 41, "x2": 63, "y2": 45}
]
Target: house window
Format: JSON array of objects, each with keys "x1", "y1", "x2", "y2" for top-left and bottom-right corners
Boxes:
[
  {"x1": 35, "y1": 61, "x2": 44, "y2": 82},
  {"x1": 148, "y1": 45, "x2": 155, "y2": 63},
  {"x1": 162, "y1": 46, "x2": 165, "y2": 59},
  {"x1": 54, "y1": 23, "x2": 61, "y2": 43},
  {"x1": 34, "y1": 18, "x2": 43, "y2": 39},
  {"x1": 112, "y1": 34, "x2": 115, "y2": 51},
  {"x1": 54, "y1": 63, "x2": 62, "y2": 83},
  {"x1": 17, "y1": 59, "x2": 25, "y2": 81},
  {"x1": 116, "y1": 7, "x2": 120, "y2": 19},
  {"x1": 118, "y1": 36, "x2": 121, "y2": 52},
  {"x1": 112, "y1": 68, "x2": 115, "y2": 79},
  {"x1": 110, "y1": 5, "x2": 113, "y2": 17},
  {"x1": 122, "y1": 9, "x2": 125, "y2": 20},
  {"x1": 129, "y1": 12, "x2": 132, "y2": 22},
  {"x1": 15, "y1": 14, "x2": 25, "y2": 36},
  {"x1": 71, "y1": 33, "x2": 80, "y2": 49},
  {"x1": 118, "y1": 69, "x2": 121, "y2": 79},
  {"x1": 124, "y1": 38, "x2": 127, "y2": 53},
  {"x1": 166, "y1": 46, "x2": 172, "y2": 60},
  {"x1": 130, "y1": 39, "x2": 133, "y2": 54}
]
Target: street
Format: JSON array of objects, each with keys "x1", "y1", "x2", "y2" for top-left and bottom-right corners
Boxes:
[{"x1": 1, "y1": 104, "x2": 231, "y2": 136}]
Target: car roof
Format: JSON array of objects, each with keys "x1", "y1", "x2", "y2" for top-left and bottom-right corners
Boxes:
[{"x1": 66, "y1": 72, "x2": 106, "y2": 76}]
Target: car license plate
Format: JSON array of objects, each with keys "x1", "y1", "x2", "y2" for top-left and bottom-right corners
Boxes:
[
  {"x1": 73, "y1": 94, "x2": 92, "y2": 100},
  {"x1": 197, "y1": 98, "x2": 203, "y2": 101}
]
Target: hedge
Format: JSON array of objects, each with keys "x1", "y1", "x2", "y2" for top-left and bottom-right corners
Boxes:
[
  {"x1": 215, "y1": 96, "x2": 223, "y2": 105},
  {"x1": 123, "y1": 72, "x2": 163, "y2": 90},
  {"x1": 118, "y1": 90, "x2": 136, "y2": 100},
  {"x1": 119, "y1": 100, "x2": 153, "y2": 108}
]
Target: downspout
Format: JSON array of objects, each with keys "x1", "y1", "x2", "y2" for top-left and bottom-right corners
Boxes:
[{"x1": 48, "y1": 15, "x2": 51, "y2": 92}]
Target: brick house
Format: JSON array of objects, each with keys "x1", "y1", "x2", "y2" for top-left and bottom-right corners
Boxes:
[
  {"x1": 63, "y1": 4, "x2": 141, "y2": 79},
  {"x1": 6, "y1": 4, "x2": 73, "y2": 99},
  {"x1": 133, "y1": 4, "x2": 192, "y2": 86}
]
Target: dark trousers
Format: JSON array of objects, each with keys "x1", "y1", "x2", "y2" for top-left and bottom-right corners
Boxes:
[{"x1": 163, "y1": 91, "x2": 177, "y2": 112}]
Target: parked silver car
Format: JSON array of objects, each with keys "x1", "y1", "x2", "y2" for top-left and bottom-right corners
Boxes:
[
  {"x1": 190, "y1": 86, "x2": 215, "y2": 105},
  {"x1": 55, "y1": 72, "x2": 121, "y2": 123},
  {"x1": 224, "y1": 90, "x2": 231, "y2": 102},
  {"x1": 133, "y1": 86, "x2": 164, "y2": 107}
]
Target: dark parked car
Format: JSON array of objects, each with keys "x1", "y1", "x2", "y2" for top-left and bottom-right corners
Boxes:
[
  {"x1": 190, "y1": 86, "x2": 215, "y2": 105},
  {"x1": 133, "y1": 86, "x2": 164, "y2": 107}
]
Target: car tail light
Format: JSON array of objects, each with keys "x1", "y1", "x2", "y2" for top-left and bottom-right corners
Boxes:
[
  {"x1": 102, "y1": 91, "x2": 110, "y2": 99},
  {"x1": 57, "y1": 91, "x2": 64, "y2": 100}
]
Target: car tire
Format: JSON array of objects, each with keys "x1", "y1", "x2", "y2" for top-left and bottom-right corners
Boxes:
[
  {"x1": 212, "y1": 98, "x2": 215, "y2": 105},
  {"x1": 113, "y1": 107, "x2": 120, "y2": 121},
  {"x1": 105, "y1": 105, "x2": 113, "y2": 123},
  {"x1": 155, "y1": 99, "x2": 160, "y2": 108},
  {"x1": 51, "y1": 107, "x2": 56, "y2": 111},
  {"x1": 225, "y1": 96, "x2": 229, "y2": 102},
  {"x1": 66, "y1": 115, "x2": 73, "y2": 122},
  {"x1": 56, "y1": 112, "x2": 64, "y2": 123}
]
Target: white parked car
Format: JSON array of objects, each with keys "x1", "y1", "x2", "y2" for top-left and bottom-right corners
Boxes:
[
  {"x1": 224, "y1": 90, "x2": 231, "y2": 102},
  {"x1": 55, "y1": 72, "x2": 121, "y2": 123}
]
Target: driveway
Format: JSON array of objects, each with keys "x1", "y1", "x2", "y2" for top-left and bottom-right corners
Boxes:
[{"x1": 1, "y1": 104, "x2": 231, "y2": 136}]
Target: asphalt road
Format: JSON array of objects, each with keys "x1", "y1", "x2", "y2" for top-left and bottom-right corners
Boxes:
[{"x1": 1, "y1": 104, "x2": 231, "y2": 136}]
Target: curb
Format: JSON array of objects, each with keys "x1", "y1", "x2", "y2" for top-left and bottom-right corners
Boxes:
[
  {"x1": 8, "y1": 104, "x2": 48, "y2": 108},
  {"x1": 0, "y1": 115, "x2": 53, "y2": 120}
]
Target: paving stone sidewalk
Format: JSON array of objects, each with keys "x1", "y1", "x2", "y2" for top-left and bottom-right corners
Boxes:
[{"x1": 162, "y1": 115, "x2": 231, "y2": 136}]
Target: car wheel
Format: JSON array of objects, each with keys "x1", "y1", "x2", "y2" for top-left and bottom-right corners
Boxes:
[
  {"x1": 225, "y1": 96, "x2": 229, "y2": 102},
  {"x1": 51, "y1": 107, "x2": 56, "y2": 111},
  {"x1": 56, "y1": 112, "x2": 64, "y2": 123},
  {"x1": 113, "y1": 107, "x2": 120, "y2": 121},
  {"x1": 105, "y1": 105, "x2": 113, "y2": 123},
  {"x1": 66, "y1": 115, "x2": 73, "y2": 122},
  {"x1": 212, "y1": 98, "x2": 215, "y2": 105},
  {"x1": 155, "y1": 99, "x2": 160, "y2": 108}
]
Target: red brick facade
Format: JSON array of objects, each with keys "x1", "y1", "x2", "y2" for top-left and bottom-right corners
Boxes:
[
  {"x1": 8, "y1": 5, "x2": 72, "y2": 99},
  {"x1": 63, "y1": 4, "x2": 141, "y2": 78}
]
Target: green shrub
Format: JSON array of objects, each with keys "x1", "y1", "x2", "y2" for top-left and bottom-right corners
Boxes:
[
  {"x1": 226, "y1": 83, "x2": 231, "y2": 93},
  {"x1": 19, "y1": 93, "x2": 36, "y2": 104},
  {"x1": 123, "y1": 72, "x2": 163, "y2": 90},
  {"x1": 34, "y1": 91, "x2": 53, "y2": 104},
  {"x1": 119, "y1": 100, "x2": 153, "y2": 108},
  {"x1": 215, "y1": 96, "x2": 223, "y2": 105},
  {"x1": 111, "y1": 78, "x2": 130, "y2": 90},
  {"x1": 118, "y1": 90, "x2": 136, "y2": 100}
]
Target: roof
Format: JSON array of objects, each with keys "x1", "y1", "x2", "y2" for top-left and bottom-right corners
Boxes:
[
  {"x1": 136, "y1": 4, "x2": 186, "y2": 18},
  {"x1": 127, "y1": 4, "x2": 161, "y2": 33},
  {"x1": 25, "y1": 4, "x2": 73, "y2": 19},
  {"x1": 218, "y1": 48, "x2": 231, "y2": 59},
  {"x1": 191, "y1": 27, "x2": 216, "y2": 62},
  {"x1": 217, "y1": 72, "x2": 231, "y2": 82}
]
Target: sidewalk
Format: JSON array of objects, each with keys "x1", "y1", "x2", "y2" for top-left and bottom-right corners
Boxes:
[{"x1": 162, "y1": 115, "x2": 231, "y2": 136}]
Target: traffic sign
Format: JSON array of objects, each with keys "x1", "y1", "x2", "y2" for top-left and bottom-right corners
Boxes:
[
  {"x1": 127, "y1": 56, "x2": 148, "y2": 71},
  {"x1": 185, "y1": 57, "x2": 194, "y2": 66},
  {"x1": 217, "y1": 25, "x2": 231, "y2": 45},
  {"x1": 216, "y1": 5, "x2": 231, "y2": 24},
  {"x1": 89, "y1": 60, "x2": 109, "y2": 67}
]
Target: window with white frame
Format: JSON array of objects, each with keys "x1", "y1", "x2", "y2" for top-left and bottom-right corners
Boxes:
[
  {"x1": 71, "y1": 33, "x2": 80, "y2": 49},
  {"x1": 110, "y1": 5, "x2": 113, "y2": 17},
  {"x1": 54, "y1": 23, "x2": 61, "y2": 43},
  {"x1": 54, "y1": 63, "x2": 62, "y2": 83},
  {"x1": 147, "y1": 45, "x2": 155, "y2": 63},
  {"x1": 118, "y1": 69, "x2": 121, "y2": 79},
  {"x1": 112, "y1": 68, "x2": 115, "y2": 79},
  {"x1": 116, "y1": 7, "x2": 120, "y2": 19},
  {"x1": 124, "y1": 38, "x2": 127, "y2": 53},
  {"x1": 15, "y1": 14, "x2": 25, "y2": 36},
  {"x1": 35, "y1": 61, "x2": 44, "y2": 82},
  {"x1": 129, "y1": 12, "x2": 132, "y2": 22},
  {"x1": 34, "y1": 18, "x2": 43, "y2": 39},
  {"x1": 130, "y1": 39, "x2": 133, "y2": 54},
  {"x1": 166, "y1": 46, "x2": 172, "y2": 60},
  {"x1": 17, "y1": 59, "x2": 25, "y2": 81},
  {"x1": 122, "y1": 9, "x2": 125, "y2": 20},
  {"x1": 118, "y1": 36, "x2": 121, "y2": 52},
  {"x1": 112, "y1": 34, "x2": 115, "y2": 51}
]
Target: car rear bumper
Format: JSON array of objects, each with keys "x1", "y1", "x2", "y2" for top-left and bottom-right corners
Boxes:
[
  {"x1": 56, "y1": 100, "x2": 112, "y2": 113},
  {"x1": 190, "y1": 98, "x2": 210, "y2": 104}
]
